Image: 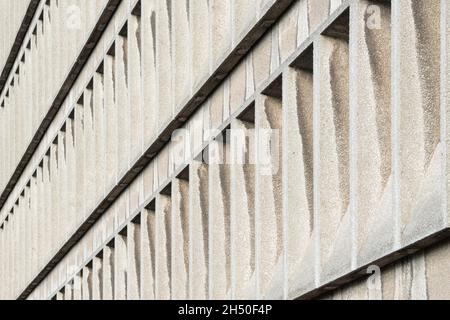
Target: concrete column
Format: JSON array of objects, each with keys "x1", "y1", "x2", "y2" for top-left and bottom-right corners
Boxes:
[
  {"x1": 230, "y1": 117, "x2": 256, "y2": 300},
  {"x1": 171, "y1": 178, "x2": 190, "y2": 300},
  {"x1": 36, "y1": 164, "x2": 43, "y2": 271},
  {"x1": 349, "y1": 0, "x2": 393, "y2": 266},
  {"x1": 208, "y1": 138, "x2": 231, "y2": 299},
  {"x1": 155, "y1": 193, "x2": 171, "y2": 299},
  {"x1": 92, "y1": 255, "x2": 103, "y2": 300},
  {"x1": 140, "y1": 208, "x2": 156, "y2": 300},
  {"x1": 142, "y1": 0, "x2": 158, "y2": 147},
  {"x1": 82, "y1": 265, "x2": 92, "y2": 300},
  {"x1": 393, "y1": 0, "x2": 443, "y2": 247},
  {"x1": 93, "y1": 68, "x2": 106, "y2": 204},
  {"x1": 211, "y1": 0, "x2": 232, "y2": 68},
  {"x1": 104, "y1": 52, "x2": 118, "y2": 191},
  {"x1": 115, "y1": 27, "x2": 130, "y2": 177},
  {"x1": 192, "y1": 0, "x2": 211, "y2": 88},
  {"x1": 127, "y1": 220, "x2": 141, "y2": 300},
  {"x1": 102, "y1": 245, "x2": 115, "y2": 300},
  {"x1": 173, "y1": 0, "x2": 191, "y2": 110},
  {"x1": 64, "y1": 280, "x2": 74, "y2": 300},
  {"x1": 58, "y1": 126, "x2": 68, "y2": 244},
  {"x1": 73, "y1": 272, "x2": 82, "y2": 300},
  {"x1": 50, "y1": 139, "x2": 60, "y2": 252},
  {"x1": 315, "y1": 33, "x2": 351, "y2": 285},
  {"x1": 84, "y1": 85, "x2": 96, "y2": 214},
  {"x1": 114, "y1": 231, "x2": 127, "y2": 300},
  {"x1": 233, "y1": 0, "x2": 256, "y2": 44},
  {"x1": 255, "y1": 93, "x2": 284, "y2": 299},
  {"x1": 156, "y1": 0, "x2": 173, "y2": 127},
  {"x1": 75, "y1": 97, "x2": 86, "y2": 224},
  {"x1": 128, "y1": 11, "x2": 143, "y2": 159},
  {"x1": 444, "y1": 0, "x2": 450, "y2": 228}
]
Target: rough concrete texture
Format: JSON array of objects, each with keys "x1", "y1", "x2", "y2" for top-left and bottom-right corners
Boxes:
[
  {"x1": 256, "y1": 94, "x2": 284, "y2": 299},
  {"x1": 230, "y1": 119, "x2": 256, "y2": 300},
  {"x1": 284, "y1": 67, "x2": 315, "y2": 298},
  {"x1": 1, "y1": 0, "x2": 450, "y2": 301},
  {"x1": 396, "y1": 0, "x2": 444, "y2": 247}
]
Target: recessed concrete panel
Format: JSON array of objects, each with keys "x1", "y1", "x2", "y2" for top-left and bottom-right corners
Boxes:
[
  {"x1": 283, "y1": 67, "x2": 315, "y2": 299},
  {"x1": 208, "y1": 139, "x2": 232, "y2": 299},
  {"x1": 140, "y1": 209, "x2": 156, "y2": 300},
  {"x1": 104, "y1": 54, "x2": 118, "y2": 191},
  {"x1": 173, "y1": 0, "x2": 191, "y2": 110},
  {"x1": 125, "y1": 222, "x2": 139, "y2": 301},
  {"x1": 142, "y1": 0, "x2": 158, "y2": 146},
  {"x1": 395, "y1": 0, "x2": 445, "y2": 247},
  {"x1": 315, "y1": 34, "x2": 351, "y2": 285},
  {"x1": 115, "y1": 33, "x2": 130, "y2": 177},
  {"x1": 102, "y1": 245, "x2": 115, "y2": 300},
  {"x1": 189, "y1": 160, "x2": 209, "y2": 300},
  {"x1": 192, "y1": 0, "x2": 211, "y2": 89},
  {"x1": 157, "y1": 0, "x2": 174, "y2": 128},
  {"x1": 114, "y1": 232, "x2": 127, "y2": 300},
  {"x1": 233, "y1": 0, "x2": 257, "y2": 42},
  {"x1": 211, "y1": 0, "x2": 232, "y2": 68},
  {"x1": 128, "y1": 14, "x2": 144, "y2": 160},
  {"x1": 171, "y1": 178, "x2": 190, "y2": 300}
]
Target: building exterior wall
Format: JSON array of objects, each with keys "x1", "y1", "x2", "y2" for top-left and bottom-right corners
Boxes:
[{"x1": 0, "y1": 0, "x2": 449, "y2": 300}]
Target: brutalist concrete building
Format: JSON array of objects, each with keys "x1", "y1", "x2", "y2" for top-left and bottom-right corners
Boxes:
[{"x1": 0, "y1": 0, "x2": 449, "y2": 300}]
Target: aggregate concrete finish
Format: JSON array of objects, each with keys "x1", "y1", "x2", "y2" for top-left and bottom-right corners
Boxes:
[
  {"x1": 208, "y1": 139, "x2": 232, "y2": 299},
  {"x1": 316, "y1": 34, "x2": 351, "y2": 285},
  {"x1": 1, "y1": 0, "x2": 450, "y2": 301},
  {"x1": 321, "y1": 238, "x2": 450, "y2": 300},
  {"x1": 396, "y1": 0, "x2": 444, "y2": 247},
  {"x1": 0, "y1": 0, "x2": 38, "y2": 93},
  {"x1": 171, "y1": 178, "x2": 189, "y2": 300},
  {"x1": 0, "y1": 0, "x2": 112, "y2": 211},
  {"x1": 230, "y1": 118, "x2": 256, "y2": 300},
  {"x1": 255, "y1": 94, "x2": 284, "y2": 299}
]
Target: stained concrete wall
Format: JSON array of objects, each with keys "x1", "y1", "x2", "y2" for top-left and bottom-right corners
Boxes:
[{"x1": 0, "y1": 0, "x2": 449, "y2": 300}]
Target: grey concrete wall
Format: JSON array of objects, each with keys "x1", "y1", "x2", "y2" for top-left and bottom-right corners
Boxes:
[
  {"x1": 0, "y1": 0, "x2": 449, "y2": 300},
  {"x1": 0, "y1": 0, "x2": 33, "y2": 73}
]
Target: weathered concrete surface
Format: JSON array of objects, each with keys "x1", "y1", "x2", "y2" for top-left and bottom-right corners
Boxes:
[{"x1": 1, "y1": 0, "x2": 450, "y2": 301}]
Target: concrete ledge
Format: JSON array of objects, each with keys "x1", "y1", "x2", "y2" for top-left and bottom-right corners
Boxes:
[{"x1": 297, "y1": 227, "x2": 450, "y2": 299}]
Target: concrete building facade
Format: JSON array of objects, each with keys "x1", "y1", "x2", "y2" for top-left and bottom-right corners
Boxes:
[{"x1": 0, "y1": 0, "x2": 449, "y2": 300}]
